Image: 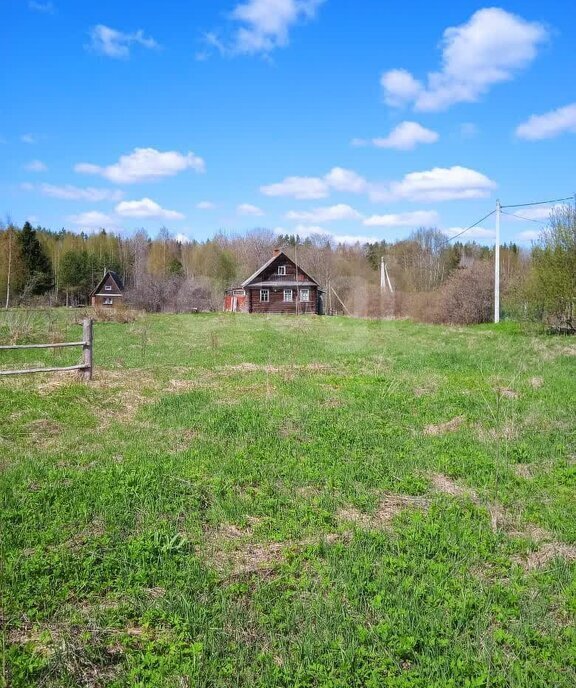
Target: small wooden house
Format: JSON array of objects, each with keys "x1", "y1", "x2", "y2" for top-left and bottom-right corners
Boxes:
[
  {"x1": 90, "y1": 270, "x2": 124, "y2": 308},
  {"x1": 224, "y1": 249, "x2": 324, "y2": 314}
]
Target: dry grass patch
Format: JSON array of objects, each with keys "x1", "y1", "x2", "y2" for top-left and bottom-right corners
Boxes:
[
  {"x1": 337, "y1": 494, "x2": 430, "y2": 531},
  {"x1": 427, "y1": 473, "x2": 508, "y2": 532},
  {"x1": 513, "y1": 464, "x2": 534, "y2": 479},
  {"x1": 530, "y1": 376, "x2": 544, "y2": 389},
  {"x1": 513, "y1": 539, "x2": 576, "y2": 571},
  {"x1": 202, "y1": 520, "x2": 344, "y2": 577},
  {"x1": 428, "y1": 473, "x2": 576, "y2": 570},
  {"x1": 497, "y1": 387, "x2": 519, "y2": 399},
  {"x1": 423, "y1": 416, "x2": 464, "y2": 436}
]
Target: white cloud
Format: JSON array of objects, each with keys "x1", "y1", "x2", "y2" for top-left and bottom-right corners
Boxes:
[
  {"x1": 380, "y1": 165, "x2": 496, "y2": 202},
  {"x1": 24, "y1": 160, "x2": 47, "y2": 172},
  {"x1": 292, "y1": 225, "x2": 380, "y2": 245},
  {"x1": 263, "y1": 165, "x2": 494, "y2": 204},
  {"x1": 363, "y1": 210, "x2": 440, "y2": 227},
  {"x1": 381, "y1": 8, "x2": 547, "y2": 112},
  {"x1": 196, "y1": 200, "x2": 216, "y2": 209},
  {"x1": 371, "y1": 121, "x2": 439, "y2": 150},
  {"x1": 286, "y1": 203, "x2": 363, "y2": 223},
  {"x1": 324, "y1": 167, "x2": 368, "y2": 194},
  {"x1": 445, "y1": 226, "x2": 495, "y2": 240},
  {"x1": 515, "y1": 230, "x2": 540, "y2": 242},
  {"x1": 88, "y1": 24, "x2": 159, "y2": 59},
  {"x1": 29, "y1": 1, "x2": 55, "y2": 12},
  {"x1": 115, "y1": 198, "x2": 184, "y2": 220},
  {"x1": 174, "y1": 233, "x2": 192, "y2": 243},
  {"x1": 35, "y1": 183, "x2": 124, "y2": 202},
  {"x1": 261, "y1": 167, "x2": 368, "y2": 200},
  {"x1": 516, "y1": 103, "x2": 576, "y2": 140},
  {"x1": 237, "y1": 202, "x2": 264, "y2": 216},
  {"x1": 68, "y1": 211, "x2": 116, "y2": 229},
  {"x1": 21, "y1": 133, "x2": 36, "y2": 144},
  {"x1": 75, "y1": 147, "x2": 205, "y2": 184},
  {"x1": 211, "y1": 0, "x2": 324, "y2": 56},
  {"x1": 261, "y1": 175, "x2": 329, "y2": 199}
]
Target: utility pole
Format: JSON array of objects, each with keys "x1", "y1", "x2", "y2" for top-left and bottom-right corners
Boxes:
[
  {"x1": 494, "y1": 199, "x2": 501, "y2": 323},
  {"x1": 5, "y1": 225, "x2": 12, "y2": 310}
]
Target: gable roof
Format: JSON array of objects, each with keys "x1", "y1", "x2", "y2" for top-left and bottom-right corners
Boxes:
[
  {"x1": 90, "y1": 270, "x2": 124, "y2": 296},
  {"x1": 241, "y1": 250, "x2": 320, "y2": 288}
]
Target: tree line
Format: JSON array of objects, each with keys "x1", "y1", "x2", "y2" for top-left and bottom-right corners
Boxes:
[{"x1": 1, "y1": 206, "x2": 574, "y2": 330}]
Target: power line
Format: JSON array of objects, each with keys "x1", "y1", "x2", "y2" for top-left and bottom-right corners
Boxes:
[
  {"x1": 500, "y1": 210, "x2": 546, "y2": 224},
  {"x1": 439, "y1": 209, "x2": 495, "y2": 246},
  {"x1": 501, "y1": 196, "x2": 573, "y2": 209}
]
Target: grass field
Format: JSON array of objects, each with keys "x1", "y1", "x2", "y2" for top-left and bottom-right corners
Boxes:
[{"x1": 1, "y1": 312, "x2": 576, "y2": 687}]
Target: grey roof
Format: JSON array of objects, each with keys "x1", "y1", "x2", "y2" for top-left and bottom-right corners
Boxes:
[
  {"x1": 241, "y1": 250, "x2": 320, "y2": 288},
  {"x1": 90, "y1": 270, "x2": 124, "y2": 297}
]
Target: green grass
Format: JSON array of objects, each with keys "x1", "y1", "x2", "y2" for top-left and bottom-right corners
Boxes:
[{"x1": 1, "y1": 312, "x2": 575, "y2": 687}]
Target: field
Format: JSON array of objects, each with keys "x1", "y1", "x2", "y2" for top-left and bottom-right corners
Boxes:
[{"x1": 1, "y1": 312, "x2": 576, "y2": 687}]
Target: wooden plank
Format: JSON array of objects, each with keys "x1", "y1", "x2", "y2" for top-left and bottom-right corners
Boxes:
[
  {"x1": 0, "y1": 364, "x2": 88, "y2": 376},
  {"x1": 82, "y1": 319, "x2": 93, "y2": 381},
  {"x1": 0, "y1": 341, "x2": 85, "y2": 350}
]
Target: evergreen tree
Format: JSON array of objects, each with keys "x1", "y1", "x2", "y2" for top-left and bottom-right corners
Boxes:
[{"x1": 18, "y1": 222, "x2": 54, "y2": 295}]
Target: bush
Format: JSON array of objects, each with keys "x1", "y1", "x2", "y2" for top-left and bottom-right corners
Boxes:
[{"x1": 422, "y1": 261, "x2": 495, "y2": 325}]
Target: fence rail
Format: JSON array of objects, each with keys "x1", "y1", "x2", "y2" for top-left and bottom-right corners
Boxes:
[{"x1": 0, "y1": 319, "x2": 93, "y2": 380}]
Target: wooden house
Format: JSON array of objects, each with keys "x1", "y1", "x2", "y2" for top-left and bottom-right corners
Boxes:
[
  {"x1": 224, "y1": 249, "x2": 324, "y2": 315},
  {"x1": 90, "y1": 270, "x2": 124, "y2": 308}
]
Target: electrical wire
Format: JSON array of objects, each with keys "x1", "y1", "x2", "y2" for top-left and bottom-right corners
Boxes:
[
  {"x1": 438, "y1": 209, "x2": 495, "y2": 247},
  {"x1": 500, "y1": 210, "x2": 546, "y2": 224},
  {"x1": 501, "y1": 196, "x2": 573, "y2": 209}
]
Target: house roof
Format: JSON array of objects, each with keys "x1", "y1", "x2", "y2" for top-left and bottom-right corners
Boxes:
[
  {"x1": 248, "y1": 281, "x2": 318, "y2": 288},
  {"x1": 241, "y1": 250, "x2": 320, "y2": 288},
  {"x1": 90, "y1": 270, "x2": 124, "y2": 297}
]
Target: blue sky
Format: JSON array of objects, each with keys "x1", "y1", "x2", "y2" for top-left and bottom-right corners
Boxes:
[{"x1": 2, "y1": 0, "x2": 576, "y2": 245}]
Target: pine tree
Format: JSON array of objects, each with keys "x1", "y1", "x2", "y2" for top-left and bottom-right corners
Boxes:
[{"x1": 18, "y1": 222, "x2": 54, "y2": 295}]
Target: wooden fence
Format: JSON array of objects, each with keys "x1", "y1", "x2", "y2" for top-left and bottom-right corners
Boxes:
[{"x1": 0, "y1": 319, "x2": 93, "y2": 380}]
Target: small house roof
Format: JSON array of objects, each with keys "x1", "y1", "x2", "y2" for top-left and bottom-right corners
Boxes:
[
  {"x1": 241, "y1": 250, "x2": 320, "y2": 288},
  {"x1": 90, "y1": 270, "x2": 124, "y2": 297}
]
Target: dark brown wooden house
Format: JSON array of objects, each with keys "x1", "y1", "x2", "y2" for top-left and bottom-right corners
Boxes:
[
  {"x1": 90, "y1": 270, "x2": 124, "y2": 308},
  {"x1": 224, "y1": 249, "x2": 324, "y2": 315}
]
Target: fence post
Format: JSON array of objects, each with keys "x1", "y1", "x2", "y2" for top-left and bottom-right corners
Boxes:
[{"x1": 82, "y1": 318, "x2": 93, "y2": 381}]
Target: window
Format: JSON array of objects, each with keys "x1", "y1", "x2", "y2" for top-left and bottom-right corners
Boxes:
[
  {"x1": 283, "y1": 289, "x2": 293, "y2": 302},
  {"x1": 104, "y1": 285, "x2": 112, "y2": 291},
  {"x1": 260, "y1": 289, "x2": 269, "y2": 302},
  {"x1": 277, "y1": 265, "x2": 287, "y2": 275},
  {"x1": 300, "y1": 288, "x2": 310, "y2": 302},
  {"x1": 103, "y1": 297, "x2": 113, "y2": 306}
]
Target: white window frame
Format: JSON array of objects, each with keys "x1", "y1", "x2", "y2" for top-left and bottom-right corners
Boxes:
[
  {"x1": 260, "y1": 289, "x2": 269, "y2": 302},
  {"x1": 104, "y1": 285, "x2": 112, "y2": 291},
  {"x1": 103, "y1": 297, "x2": 113, "y2": 305},
  {"x1": 277, "y1": 265, "x2": 287, "y2": 275},
  {"x1": 300, "y1": 288, "x2": 310, "y2": 302},
  {"x1": 283, "y1": 289, "x2": 293, "y2": 302}
]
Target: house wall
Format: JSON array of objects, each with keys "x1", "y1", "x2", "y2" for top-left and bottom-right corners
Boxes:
[
  {"x1": 92, "y1": 294, "x2": 123, "y2": 308},
  {"x1": 92, "y1": 273, "x2": 123, "y2": 308},
  {"x1": 248, "y1": 286, "x2": 318, "y2": 314}
]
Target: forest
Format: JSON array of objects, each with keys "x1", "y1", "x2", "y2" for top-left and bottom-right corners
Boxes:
[{"x1": 1, "y1": 205, "x2": 574, "y2": 329}]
